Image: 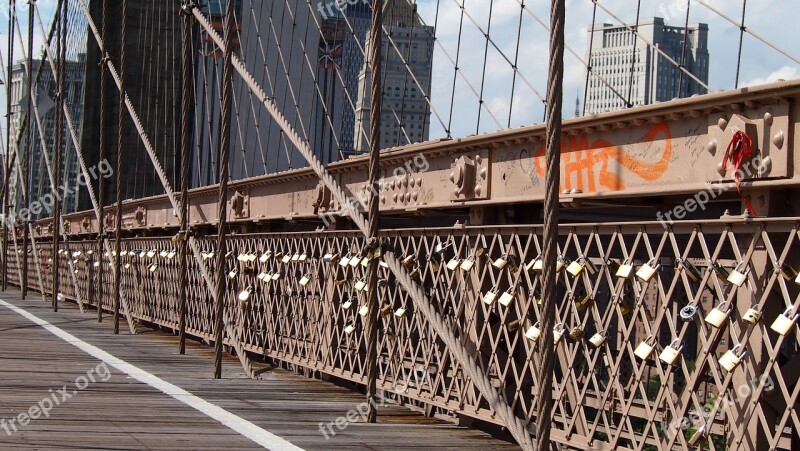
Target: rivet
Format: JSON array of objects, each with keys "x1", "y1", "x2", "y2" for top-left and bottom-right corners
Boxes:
[
  {"x1": 717, "y1": 162, "x2": 727, "y2": 177},
  {"x1": 393, "y1": 193, "x2": 398, "y2": 202},
  {"x1": 764, "y1": 112, "x2": 774, "y2": 126},
  {"x1": 449, "y1": 172, "x2": 455, "y2": 182},
  {"x1": 718, "y1": 117, "x2": 728, "y2": 130},
  {"x1": 412, "y1": 192, "x2": 418, "y2": 202},
  {"x1": 707, "y1": 139, "x2": 717, "y2": 155},
  {"x1": 773, "y1": 131, "x2": 785, "y2": 149},
  {"x1": 759, "y1": 156, "x2": 772, "y2": 176},
  {"x1": 381, "y1": 196, "x2": 386, "y2": 204},
  {"x1": 475, "y1": 184, "x2": 482, "y2": 196}
]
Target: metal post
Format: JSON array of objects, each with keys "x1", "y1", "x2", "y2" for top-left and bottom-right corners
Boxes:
[
  {"x1": 364, "y1": 0, "x2": 383, "y2": 424},
  {"x1": 2, "y1": 1, "x2": 15, "y2": 292},
  {"x1": 97, "y1": 0, "x2": 110, "y2": 322},
  {"x1": 535, "y1": 0, "x2": 564, "y2": 448},
  {"x1": 213, "y1": 0, "x2": 235, "y2": 379},
  {"x1": 178, "y1": 0, "x2": 195, "y2": 355},
  {"x1": 52, "y1": 0, "x2": 66, "y2": 312},
  {"x1": 21, "y1": 1, "x2": 34, "y2": 300}
]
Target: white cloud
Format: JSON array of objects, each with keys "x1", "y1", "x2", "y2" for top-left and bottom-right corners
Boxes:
[{"x1": 741, "y1": 66, "x2": 800, "y2": 88}]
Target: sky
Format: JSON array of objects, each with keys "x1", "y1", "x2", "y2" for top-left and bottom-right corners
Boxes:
[{"x1": 0, "y1": 0, "x2": 798, "y2": 145}]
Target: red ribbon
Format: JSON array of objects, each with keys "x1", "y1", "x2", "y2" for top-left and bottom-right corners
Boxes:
[{"x1": 722, "y1": 130, "x2": 757, "y2": 216}]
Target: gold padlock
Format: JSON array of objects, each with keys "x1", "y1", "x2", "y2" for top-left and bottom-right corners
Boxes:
[
  {"x1": 527, "y1": 255, "x2": 543, "y2": 272},
  {"x1": 742, "y1": 306, "x2": 762, "y2": 325},
  {"x1": 271, "y1": 271, "x2": 281, "y2": 281},
  {"x1": 339, "y1": 253, "x2": 352, "y2": 267},
  {"x1": 525, "y1": 322, "x2": 542, "y2": 342},
  {"x1": 575, "y1": 293, "x2": 594, "y2": 311},
  {"x1": 460, "y1": 257, "x2": 476, "y2": 272},
  {"x1": 402, "y1": 255, "x2": 416, "y2": 268},
  {"x1": 394, "y1": 306, "x2": 407, "y2": 317},
  {"x1": 779, "y1": 262, "x2": 798, "y2": 281},
  {"x1": 498, "y1": 290, "x2": 515, "y2": 307},
  {"x1": 616, "y1": 259, "x2": 634, "y2": 279},
  {"x1": 704, "y1": 303, "x2": 731, "y2": 328},
  {"x1": 429, "y1": 258, "x2": 441, "y2": 273},
  {"x1": 492, "y1": 254, "x2": 509, "y2": 270},
  {"x1": 566, "y1": 259, "x2": 585, "y2": 277},
  {"x1": 589, "y1": 331, "x2": 607, "y2": 348},
  {"x1": 344, "y1": 324, "x2": 356, "y2": 334},
  {"x1": 659, "y1": 339, "x2": 683, "y2": 365},
  {"x1": 709, "y1": 259, "x2": 730, "y2": 283},
  {"x1": 299, "y1": 274, "x2": 311, "y2": 287},
  {"x1": 556, "y1": 256, "x2": 567, "y2": 274},
  {"x1": 380, "y1": 305, "x2": 393, "y2": 317},
  {"x1": 482, "y1": 288, "x2": 499, "y2": 306},
  {"x1": 359, "y1": 305, "x2": 369, "y2": 316},
  {"x1": 342, "y1": 299, "x2": 353, "y2": 309},
  {"x1": 354, "y1": 279, "x2": 367, "y2": 291},
  {"x1": 636, "y1": 259, "x2": 660, "y2": 282},
  {"x1": 361, "y1": 255, "x2": 370, "y2": 267},
  {"x1": 727, "y1": 262, "x2": 748, "y2": 287},
  {"x1": 634, "y1": 336, "x2": 656, "y2": 360},
  {"x1": 259, "y1": 251, "x2": 272, "y2": 262},
  {"x1": 687, "y1": 426, "x2": 706, "y2": 446},
  {"x1": 290, "y1": 253, "x2": 300, "y2": 262},
  {"x1": 719, "y1": 344, "x2": 748, "y2": 372},
  {"x1": 675, "y1": 258, "x2": 703, "y2": 283},
  {"x1": 770, "y1": 308, "x2": 799, "y2": 336},
  {"x1": 446, "y1": 257, "x2": 461, "y2": 270},
  {"x1": 619, "y1": 295, "x2": 634, "y2": 316},
  {"x1": 281, "y1": 253, "x2": 292, "y2": 263},
  {"x1": 349, "y1": 254, "x2": 362, "y2": 267},
  {"x1": 568, "y1": 326, "x2": 584, "y2": 341}
]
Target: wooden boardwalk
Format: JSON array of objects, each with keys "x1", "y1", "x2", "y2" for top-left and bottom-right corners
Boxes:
[{"x1": 0, "y1": 290, "x2": 517, "y2": 450}]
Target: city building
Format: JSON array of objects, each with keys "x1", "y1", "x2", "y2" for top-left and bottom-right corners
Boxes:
[
  {"x1": 584, "y1": 17, "x2": 709, "y2": 115},
  {"x1": 8, "y1": 56, "x2": 85, "y2": 218}
]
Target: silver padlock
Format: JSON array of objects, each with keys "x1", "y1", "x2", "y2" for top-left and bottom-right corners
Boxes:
[
  {"x1": 727, "y1": 262, "x2": 748, "y2": 287},
  {"x1": 636, "y1": 258, "x2": 660, "y2": 282},
  {"x1": 616, "y1": 259, "x2": 633, "y2": 279},
  {"x1": 498, "y1": 290, "x2": 515, "y2": 307},
  {"x1": 704, "y1": 303, "x2": 731, "y2": 328},
  {"x1": 589, "y1": 331, "x2": 607, "y2": 348},
  {"x1": 659, "y1": 339, "x2": 683, "y2": 365},
  {"x1": 634, "y1": 336, "x2": 656, "y2": 360},
  {"x1": 719, "y1": 344, "x2": 748, "y2": 372},
  {"x1": 770, "y1": 308, "x2": 800, "y2": 336},
  {"x1": 553, "y1": 323, "x2": 566, "y2": 346},
  {"x1": 680, "y1": 304, "x2": 698, "y2": 322},
  {"x1": 524, "y1": 322, "x2": 542, "y2": 342},
  {"x1": 742, "y1": 306, "x2": 762, "y2": 325}
]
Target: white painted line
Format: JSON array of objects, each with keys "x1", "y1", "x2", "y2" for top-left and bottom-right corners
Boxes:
[{"x1": 0, "y1": 297, "x2": 304, "y2": 451}]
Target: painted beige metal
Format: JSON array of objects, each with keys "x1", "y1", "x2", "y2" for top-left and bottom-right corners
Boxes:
[{"x1": 41, "y1": 80, "x2": 800, "y2": 235}]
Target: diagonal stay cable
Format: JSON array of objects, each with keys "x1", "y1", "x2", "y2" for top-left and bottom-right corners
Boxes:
[{"x1": 191, "y1": 7, "x2": 533, "y2": 448}]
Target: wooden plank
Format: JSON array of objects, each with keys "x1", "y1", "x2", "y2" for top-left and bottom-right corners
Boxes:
[{"x1": 0, "y1": 290, "x2": 516, "y2": 449}]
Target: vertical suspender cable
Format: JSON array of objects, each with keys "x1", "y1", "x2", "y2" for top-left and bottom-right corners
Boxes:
[
  {"x1": 677, "y1": 0, "x2": 691, "y2": 98},
  {"x1": 625, "y1": 0, "x2": 641, "y2": 108},
  {"x1": 734, "y1": 0, "x2": 747, "y2": 89},
  {"x1": 536, "y1": 0, "x2": 564, "y2": 448},
  {"x1": 213, "y1": 0, "x2": 235, "y2": 379},
  {"x1": 97, "y1": 0, "x2": 109, "y2": 322},
  {"x1": 178, "y1": 0, "x2": 194, "y2": 355},
  {"x1": 52, "y1": 0, "x2": 66, "y2": 312},
  {"x1": 2, "y1": 0, "x2": 15, "y2": 291},
  {"x1": 113, "y1": 0, "x2": 129, "y2": 334},
  {"x1": 21, "y1": 0, "x2": 34, "y2": 300},
  {"x1": 582, "y1": 0, "x2": 597, "y2": 116},
  {"x1": 364, "y1": 0, "x2": 383, "y2": 424}
]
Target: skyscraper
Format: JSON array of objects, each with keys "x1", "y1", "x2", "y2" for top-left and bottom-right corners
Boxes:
[{"x1": 584, "y1": 17, "x2": 709, "y2": 115}]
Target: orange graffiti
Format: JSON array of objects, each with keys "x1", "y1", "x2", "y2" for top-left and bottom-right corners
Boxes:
[{"x1": 533, "y1": 122, "x2": 672, "y2": 192}]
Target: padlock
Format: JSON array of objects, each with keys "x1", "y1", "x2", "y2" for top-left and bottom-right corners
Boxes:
[
  {"x1": 323, "y1": 252, "x2": 339, "y2": 263},
  {"x1": 394, "y1": 307, "x2": 407, "y2": 317},
  {"x1": 342, "y1": 299, "x2": 353, "y2": 309},
  {"x1": 299, "y1": 274, "x2": 311, "y2": 286},
  {"x1": 259, "y1": 251, "x2": 272, "y2": 262},
  {"x1": 349, "y1": 254, "x2": 362, "y2": 267},
  {"x1": 727, "y1": 262, "x2": 748, "y2": 287},
  {"x1": 619, "y1": 296, "x2": 634, "y2": 316},
  {"x1": 498, "y1": 290, "x2": 515, "y2": 307},
  {"x1": 460, "y1": 257, "x2": 476, "y2": 272},
  {"x1": 704, "y1": 303, "x2": 731, "y2": 328},
  {"x1": 339, "y1": 253, "x2": 352, "y2": 267},
  {"x1": 482, "y1": 288, "x2": 499, "y2": 306},
  {"x1": 361, "y1": 255, "x2": 370, "y2": 267},
  {"x1": 167, "y1": 250, "x2": 177, "y2": 259},
  {"x1": 446, "y1": 257, "x2": 461, "y2": 270},
  {"x1": 568, "y1": 326, "x2": 584, "y2": 341},
  {"x1": 228, "y1": 268, "x2": 239, "y2": 279},
  {"x1": 575, "y1": 293, "x2": 594, "y2": 311},
  {"x1": 290, "y1": 253, "x2": 300, "y2": 262},
  {"x1": 271, "y1": 271, "x2": 281, "y2": 281},
  {"x1": 354, "y1": 279, "x2": 367, "y2": 291},
  {"x1": 281, "y1": 253, "x2": 292, "y2": 263},
  {"x1": 556, "y1": 256, "x2": 566, "y2": 274},
  {"x1": 680, "y1": 304, "x2": 698, "y2": 322},
  {"x1": 779, "y1": 262, "x2": 797, "y2": 280},
  {"x1": 507, "y1": 320, "x2": 520, "y2": 332},
  {"x1": 525, "y1": 322, "x2": 542, "y2": 342},
  {"x1": 380, "y1": 305, "x2": 392, "y2": 317},
  {"x1": 675, "y1": 258, "x2": 703, "y2": 283},
  {"x1": 589, "y1": 331, "x2": 607, "y2": 348},
  {"x1": 402, "y1": 255, "x2": 416, "y2": 268},
  {"x1": 770, "y1": 308, "x2": 800, "y2": 336},
  {"x1": 527, "y1": 256, "x2": 543, "y2": 272},
  {"x1": 659, "y1": 339, "x2": 683, "y2": 365},
  {"x1": 257, "y1": 271, "x2": 268, "y2": 281},
  {"x1": 796, "y1": 271, "x2": 800, "y2": 286},
  {"x1": 344, "y1": 324, "x2": 356, "y2": 335},
  {"x1": 298, "y1": 253, "x2": 308, "y2": 262},
  {"x1": 553, "y1": 324, "x2": 565, "y2": 345},
  {"x1": 146, "y1": 249, "x2": 156, "y2": 258},
  {"x1": 273, "y1": 251, "x2": 284, "y2": 259},
  {"x1": 359, "y1": 305, "x2": 369, "y2": 316},
  {"x1": 160, "y1": 250, "x2": 169, "y2": 258},
  {"x1": 566, "y1": 259, "x2": 585, "y2": 277},
  {"x1": 492, "y1": 254, "x2": 510, "y2": 270},
  {"x1": 409, "y1": 267, "x2": 420, "y2": 278},
  {"x1": 636, "y1": 259, "x2": 660, "y2": 282},
  {"x1": 708, "y1": 260, "x2": 730, "y2": 283},
  {"x1": 429, "y1": 258, "x2": 441, "y2": 273},
  {"x1": 616, "y1": 259, "x2": 634, "y2": 279},
  {"x1": 687, "y1": 426, "x2": 706, "y2": 446},
  {"x1": 634, "y1": 337, "x2": 656, "y2": 360},
  {"x1": 719, "y1": 344, "x2": 748, "y2": 372},
  {"x1": 742, "y1": 306, "x2": 762, "y2": 325}
]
